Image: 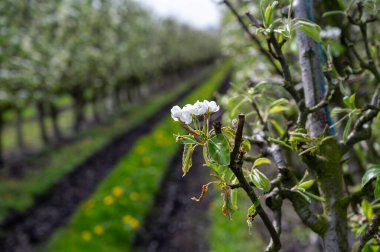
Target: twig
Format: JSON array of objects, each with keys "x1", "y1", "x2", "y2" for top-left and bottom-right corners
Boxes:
[
  {"x1": 356, "y1": 211, "x2": 380, "y2": 252},
  {"x1": 229, "y1": 114, "x2": 281, "y2": 252},
  {"x1": 223, "y1": 0, "x2": 282, "y2": 75}
]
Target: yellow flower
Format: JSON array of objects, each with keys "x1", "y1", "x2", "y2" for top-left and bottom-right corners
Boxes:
[
  {"x1": 94, "y1": 225, "x2": 105, "y2": 235},
  {"x1": 122, "y1": 215, "x2": 140, "y2": 229},
  {"x1": 136, "y1": 146, "x2": 145, "y2": 154},
  {"x1": 130, "y1": 192, "x2": 140, "y2": 201},
  {"x1": 155, "y1": 131, "x2": 165, "y2": 141},
  {"x1": 81, "y1": 231, "x2": 92, "y2": 241},
  {"x1": 103, "y1": 195, "x2": 114, "y2": 205},
  {"x1": 112, "y1": 187, "x2": 124, "y2": 198},
  {"x1": 142, "y1": 156, "x2": 152, "y2": 166}
]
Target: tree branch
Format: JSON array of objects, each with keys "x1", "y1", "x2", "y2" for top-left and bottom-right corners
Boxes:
[
  {"x1": 356, "y1": 211, "x2": 380, "y2": 252},
  {"x1": 222, "y1": 0, "x2": 282, "y2": 75},
  {"x1": 281, "y1": 189, "x2": 328, "y2": 235},
  {"x1": 229, "y1": 114, "x2": 281, "y2": 252}
]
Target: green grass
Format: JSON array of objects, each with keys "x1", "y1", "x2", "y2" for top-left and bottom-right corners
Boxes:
[
  {"x1": 209, "y1": 190, "x2": 265, "y2": 252},
  {"x1": 0, "y1": 71, "x2": 209, "y2": 222},
  {"x1": 40, "y1": 62, "x2": 231, "y2": 252}
]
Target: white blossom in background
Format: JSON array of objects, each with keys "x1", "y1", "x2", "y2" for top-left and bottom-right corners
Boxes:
[
  {"x1": 320, "y1": 26, "x2": 341, "y2": 39},
  {"x1": 170, "y1": 100, "x2": 220, "y2": 124}
]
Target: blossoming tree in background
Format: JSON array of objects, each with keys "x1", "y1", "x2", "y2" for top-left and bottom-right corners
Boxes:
[{"x1": 172, "y1": 0, "x2": 380, "y2": 251}]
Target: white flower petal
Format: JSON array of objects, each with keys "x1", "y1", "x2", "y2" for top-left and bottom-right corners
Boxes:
[
  {"x1": 205, "y1": 100, "x2": 220, "y2": 113},
  {"x1": 171, "y1": 105, "x2": 182, "y2": 121}
]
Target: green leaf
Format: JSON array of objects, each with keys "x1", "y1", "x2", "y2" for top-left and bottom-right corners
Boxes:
[
  {"x1": 322, "y1": 11, "x2": 346, "y2": 18},
  {"x1": 253, "y1": 157, "x2": 271, "y2": 168},
  {"x1": 295, "y1": 189, "x2": 312, "y2": 203},
  {"x1": 264, "y1": 1, "x2": 278, "y2": 27},
  {"x1": 249, "y1": 169, "x2": 271, "y2": 193},
  {"x1": 362, "y1": 164, "x2": 380, "y2": 187},
  {"x1": 362, "y1": 243, "x2": 380, "y2": 252},
  {"x1": 268, "y1": 105, "x2": 288, "y2": 114},
  {"x1": 270, "y1": 120, "x2": 284, "y2": 137},
  {"x1": 302, "y1": 190, "x2": 324, "y2": 202},
  {"x1": 343, "y1": 93, "x2": 356, "y2": 109},
  {"x1": 268, "y1": 98, "x2": 289, "y2": 110},
  {"x1": 362, "y1": 199, "x2": 373, "y2": 220},
  {"x1": 260, "y1": 0, "x2": 271, "y2": 23},
  {"x1": 375, "y1": 176, "x2": 380, "y2": 200},
  {"x1": 299, "y1": 170, "x2": 309, "y2": 184},
  {"x1": 343, "y1": 116, "x2": 353, "y2": 143},
  {"x1": 182, "y1": 144, "x2": 195, "y2": 177},
  {"x1": 231, "y1": 188, "x2": 238, "y2": 211},
  {"x1": 202, "y1": 146, "x2": 222, "y2": 173},
  {"x1": 207, "y1": 134, "x2": 231, "y2": 166},
  {"x1": 247, "y1": 198, "x2": 260, "y2": 216},
  {"x1": 298, "y1": 180, "x2": 315, "y2": 190},
  {"x1": 295, "y1": 19, "x2": 321, "y2": 42},
  {"x1": 176, "y1": 134, "x2": 198, "y2": 145}
]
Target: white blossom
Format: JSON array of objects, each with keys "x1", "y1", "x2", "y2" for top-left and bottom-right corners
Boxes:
[
  {"x1": 171, "y1": 105, "x2": 182, "y2": 121},
  {"x1": 171, "y1": 100, "x2": 220, "y2": 124},
  {"x1": 179, "y1": 110, "x2": 193, "y2": 124},
  {"x1": 320, "y1": 26, "x2": 341, "y2": 39},
  {"x1": 205, "y1": 100, "x2": 220, "y2": 113},
  {"x1": 192, "y1": 100, "x2": 208, "y2": 116}
]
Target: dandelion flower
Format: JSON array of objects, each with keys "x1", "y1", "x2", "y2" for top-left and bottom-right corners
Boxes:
[
  {"x1": 103, "y1": 195, "x2": 114, "y2": 205},
  {"x1": 112, "y1": 187, "x2": 124, "y2": 198},
  {"x1": 81, "y1": 231, "x2": 92, "y2": 241},
  {"x1": 94, "y1": 225, "x2": 105, "y2": 235}
]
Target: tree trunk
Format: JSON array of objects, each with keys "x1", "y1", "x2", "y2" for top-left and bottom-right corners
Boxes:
[
  {"x1": 15, "y1": 107, "x2": 25, "y2": 153},
  {"x1": 91, "y1": 94, "x2": 101, "y2": 123},
  {"x1": 295, "y1": 1, "x2": 348, "y2": 251},
  {"x1": 36, "y1": 101, "x2": 50, "y2": 145},
  {"x1": 0, "y1": 112, "x2": 4, "y2": 168},
  {"x1": 72, "y1": 94, "x2": 86, "y2": 133},
  {"x1": 49, "y1": 102, "x2": 62, "y2": 142}
]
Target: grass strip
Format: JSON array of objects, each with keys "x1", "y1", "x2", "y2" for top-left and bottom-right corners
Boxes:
[
  {"x1": 0, "y1": 69, "x2": 210, "y2": 222},
  {"x1": 40, "y1": 62, "x2": 231, "y2": 252},
  {"x1": 209, "y1": 191, "x2": 265, "y2": 252}
]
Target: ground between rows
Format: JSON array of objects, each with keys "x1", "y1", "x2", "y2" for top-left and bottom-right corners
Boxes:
[{"x1": 0, "y1": 67, "x2": 216, "y2": 252}]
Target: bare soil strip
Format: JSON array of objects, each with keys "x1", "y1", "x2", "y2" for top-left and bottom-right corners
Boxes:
[
  {"x1": 132, "y1": 75, "x2": 230, "y2": 252},
  {"x1": 0, "y1": 68, "x2": 219, "y2": 252}
]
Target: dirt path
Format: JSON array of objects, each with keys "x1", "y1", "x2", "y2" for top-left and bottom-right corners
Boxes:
[
  {"x1": 132, "y1": 76, "x2": 231, "y2": 252},
  {"x1": 0, "y1": 68, "x2": 223, "y2": 252},
  {"x1": 133, "y1": 148, "x2": 213, "y2": 252}
]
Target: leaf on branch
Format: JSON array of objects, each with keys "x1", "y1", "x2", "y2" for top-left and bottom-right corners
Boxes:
[
  {"x1": 207, "y1": 134, "x2": 231, "y2": 166},
  {"x1": 176, "y1": 134, "x2": 198, "y2": 145},
  {"x1": 221, "y1": 185, "x2": 235, "y2": 219},
  {"x1": 270, "y1": 120, "x2": 284, "y2": 137},
  {"x1": 343, "y1": 116, "x2": 353, "y2": 143},
  {"x1": 298, "y1": 180, "x2": 315, "y2": 190},
  {"x1": 249, "y1": 169, "x2": 271, "y2": 193},
  {"x1": 362, "y1": 199, "x2": 373, "y2": 220},
  {"x1": 361, "y1": 164, "x2": 380, "y2": 187},
  {"x1": 246, "y1": 198, "x2": 260, "y2": 235},
  {"x1": 375, "y1": 177, "x2": 380, "y2": 200},
  {"x1": 293, "y1": 18, "x2": 322, "y2": 42},
  {"x1": 253, "y1": 157, "x2": 271, "y2": 168},
  {"x1": 182, "y1": 144, "x2": 195, "y2": 177},
  {"x1": 343, "y1": 93, "x2": 356, "y2": 109},
  {"x1": 322, "y1": 10, "x2": 347, "y2": 18}
]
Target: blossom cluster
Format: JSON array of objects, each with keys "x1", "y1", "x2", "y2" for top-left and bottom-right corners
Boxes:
[{"x1": 171, "y1": 100, "x2": 220, "y2": 124}]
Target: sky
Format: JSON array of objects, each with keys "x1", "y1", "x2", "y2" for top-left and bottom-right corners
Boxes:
[{"x1": 138, "y1": 0, "x2": 222, "y2": 30}]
